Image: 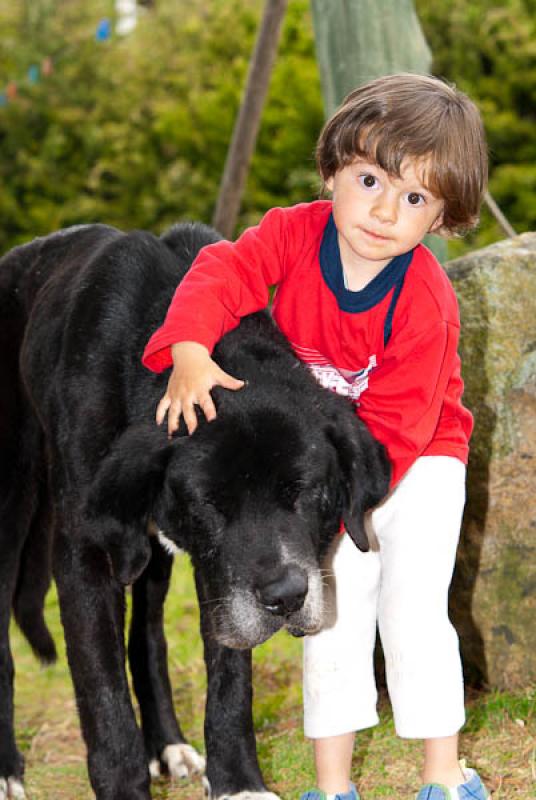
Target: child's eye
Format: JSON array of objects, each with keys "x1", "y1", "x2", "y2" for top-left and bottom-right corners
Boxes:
[
  {"x1": 359, "y1": 174, "x2": 378, "y2": 189},
  {"x1": 406, "y1": 192, "x2": 425, "y2": 206}
]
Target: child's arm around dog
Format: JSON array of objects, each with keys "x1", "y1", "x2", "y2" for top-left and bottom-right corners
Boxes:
[{"x1": 145, "y1": 206, "x2": 292, "y2": 436}]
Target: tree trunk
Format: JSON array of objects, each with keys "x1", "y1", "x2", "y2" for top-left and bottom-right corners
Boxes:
[{"x1": 212, "y1": 0, "x2": 288, "y2": 239}]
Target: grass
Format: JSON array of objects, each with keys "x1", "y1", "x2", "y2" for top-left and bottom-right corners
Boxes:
[{"x1": 12, "y1": 556, "x2": 536, "y2": 799}]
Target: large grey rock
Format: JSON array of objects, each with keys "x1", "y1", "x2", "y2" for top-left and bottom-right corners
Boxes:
[{"x1": 446, "y1": 233, "x2": 536, "y2": 689}]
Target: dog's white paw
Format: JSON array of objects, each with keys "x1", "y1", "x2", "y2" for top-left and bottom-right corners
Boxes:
[
  {"x1": 148, "y1": 759, "x2": 161, "y2": 778},
  {"x1": 150, "y1": 743, "x2": 205, "y2": 780},
  {"x1": 0, "y1": 777, "x2": 26, "y2": 800},
  {"x1": 207, "y1": 787, "x2": 281, "y2": 800},
  {"x1": 149, "y1": 742, "x2": 206, "y2": 779}
]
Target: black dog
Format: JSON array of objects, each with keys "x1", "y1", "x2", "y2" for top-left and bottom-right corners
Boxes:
[{"x1": 0, "y1": 222, "x2": 390, "y2": 800}]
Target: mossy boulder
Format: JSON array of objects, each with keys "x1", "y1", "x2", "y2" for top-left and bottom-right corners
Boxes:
[{"x1": 446, "y1": 233, "x2": 536, "y2": 690}]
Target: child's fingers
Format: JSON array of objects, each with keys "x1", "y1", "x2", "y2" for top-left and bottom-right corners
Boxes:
[
  {"x1": 215, "y1": 367, "x2": 245, "y2": 391},
  {"x1": 157, "y1": 364, "x2": 241, "y2": 436},
  {"x1": 181, "y1": 401, "x2": 198, "y2": 436},
  {"x1": 167, "y1": 402, "x2": 184, "y2": 437},
  {"x1": 198, "y1": 392, "x2": 217, "y2": 423},
  {"x1": 156, "y1": 395, "x2": 171, "y2": 425}
]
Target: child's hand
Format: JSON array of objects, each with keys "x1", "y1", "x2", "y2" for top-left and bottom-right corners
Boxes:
[{"x1": 156, "y1": 341, "x2": 244, "y2": 437}]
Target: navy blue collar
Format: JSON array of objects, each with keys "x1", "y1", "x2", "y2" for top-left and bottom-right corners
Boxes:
[{"x1": 319, "y1": 212, "x2": 413, "y2": 313}]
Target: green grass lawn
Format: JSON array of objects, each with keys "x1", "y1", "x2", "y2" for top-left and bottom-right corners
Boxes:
[{"x1": 11, "y1": 556, "x2": 535, "y2": 799}]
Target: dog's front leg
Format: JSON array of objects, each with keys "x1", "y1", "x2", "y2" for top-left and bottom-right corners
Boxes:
[
  {"x1": 54, "y1": 530, "x2": 151, "y2": 800},
  {"x1": 197, "y1": 577, "x2": 280, "y2": 800},
  {"x1": 129, "y1": 540, "x2": 205, "y2": 782},
  {"x1": 203, "y1": 637, "x2": 277, "y2": 800}
]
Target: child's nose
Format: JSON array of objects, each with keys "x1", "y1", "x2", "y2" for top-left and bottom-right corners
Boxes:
[{"x1": 371, "y1": 193, "x2": 398, "y2": 224}]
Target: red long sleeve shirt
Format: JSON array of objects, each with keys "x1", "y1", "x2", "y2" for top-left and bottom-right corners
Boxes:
[{"x1": 143, "y1": 201, "x2": 473, "y2": 487}]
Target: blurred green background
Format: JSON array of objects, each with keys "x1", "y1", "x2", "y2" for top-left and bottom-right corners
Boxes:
[{"x1": 0, "y1": 0, "x2": 534, "y2": 257}]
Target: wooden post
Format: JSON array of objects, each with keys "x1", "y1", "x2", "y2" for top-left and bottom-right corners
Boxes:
[
  {"x1": 310, "y1": 0, "x2": 449, "y2": 262},
  {"x1": 484, "y1": 191, "x2": 516, "y2": 238},
  {"x1": 212, "y1": 0, "x2": 288, "y2": 239},
  {"x1": 310, "y1": 0, "x2": 432, "y2": 117}
]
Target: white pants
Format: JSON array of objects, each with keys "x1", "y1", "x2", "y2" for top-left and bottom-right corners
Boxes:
[{"x1": 303, "y1": 456, "x2": 466, "y2": 740}]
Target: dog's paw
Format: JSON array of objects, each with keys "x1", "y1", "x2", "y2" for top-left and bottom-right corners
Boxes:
[
  {"x1": 206, "y1": 786, "x2": 281, "y2": 800},
  {"x1": 149, "y1": 743, "x2": 206, "y2": 780},
  {"x1": 148, "y1": 759, "x2": 161, "y2": 779},
  {"x1": 0, "y1": 777, "x2": 26, "y2": 800}
]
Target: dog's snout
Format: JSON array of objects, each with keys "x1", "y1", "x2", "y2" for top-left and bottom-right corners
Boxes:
[{"x1": 255, "y1": 565, "x2": 308, "y2": 616}]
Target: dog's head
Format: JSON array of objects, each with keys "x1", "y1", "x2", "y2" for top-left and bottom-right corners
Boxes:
[{"x1": 86, "y1": 390, "x2": 389, "y2": 648}]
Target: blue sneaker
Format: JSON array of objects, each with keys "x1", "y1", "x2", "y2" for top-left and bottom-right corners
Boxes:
[
  {"x1": 300, "y1": 783, "x2": 360, "y2": 800},
  {"x1": 416, "y1": 768, "x2": 490, "y2": 799}
]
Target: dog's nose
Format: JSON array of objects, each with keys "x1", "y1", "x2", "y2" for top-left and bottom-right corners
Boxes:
[{"x1": 255, "y1": 565, "x2": 308, "y2": 615}]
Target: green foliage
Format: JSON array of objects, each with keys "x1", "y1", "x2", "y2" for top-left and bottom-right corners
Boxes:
[
  {"x1": 0, "y1": 0, "x2": 534, "y2": 256},
  {"x1": 0, "y1": 0, "x2": 322, "y2": 252},
  {"x1": 415, "y1": 0, "x2": 536, "y2": 253}
]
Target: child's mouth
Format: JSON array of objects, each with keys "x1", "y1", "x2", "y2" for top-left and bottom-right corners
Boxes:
[{"x1": 360, "y1": 227, "x2": 391, "y2": 241}]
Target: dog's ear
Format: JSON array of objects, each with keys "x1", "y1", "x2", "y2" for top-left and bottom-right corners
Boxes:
[
  {"x1": 87, "y1": 423, "x2": 174, "y2": 522},
  {"x1": 85, "y1": 422, "x2": 176, "y2": 583},
  {"x1": 327, "y1": 415, "x2": 391, "y2": 552}
]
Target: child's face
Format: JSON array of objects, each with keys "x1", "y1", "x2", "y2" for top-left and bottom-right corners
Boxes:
[{"x1": 326, "y1": 156, "x2": 445, "y2": 274}]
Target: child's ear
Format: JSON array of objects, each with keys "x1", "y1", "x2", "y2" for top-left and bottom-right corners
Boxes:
[{"x1": 429, "y1": 210, "x2": 444, "y2": 233}]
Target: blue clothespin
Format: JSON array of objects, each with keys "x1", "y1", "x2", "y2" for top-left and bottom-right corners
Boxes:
[
  {"x1": 96, "y1": 18, "x2": 112, "y2": 42},
  {"x1": 28, "y1": 65, "x2": 40, "y2": 84}
]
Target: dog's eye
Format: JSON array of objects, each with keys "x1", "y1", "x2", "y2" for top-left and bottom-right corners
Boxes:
[
  {"x1": 190, "y1": 498, "x2": 225, "y2": 529},
  {"x1": 317, "y1": 485, "x2": 332, "y2": 512},
  {"x1": 296, "y1": 483, "x2": 332, "y2": 514},
  {"x1": 278, "y1": 480, "x2": 301, "y2": 510}
]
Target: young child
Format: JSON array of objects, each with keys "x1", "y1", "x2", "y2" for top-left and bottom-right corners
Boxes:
[{"x1": 142, "y1": 73, "x2": 489, "y2": 800}]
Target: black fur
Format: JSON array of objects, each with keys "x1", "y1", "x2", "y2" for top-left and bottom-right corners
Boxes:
[{"x1": 0, "y1": 222, "x2": 390, "y2": 799}]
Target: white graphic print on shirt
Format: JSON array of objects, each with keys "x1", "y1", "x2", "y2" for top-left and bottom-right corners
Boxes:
[{"x1": 291, "y1": 343, "x2": 377, "y2": 402}]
